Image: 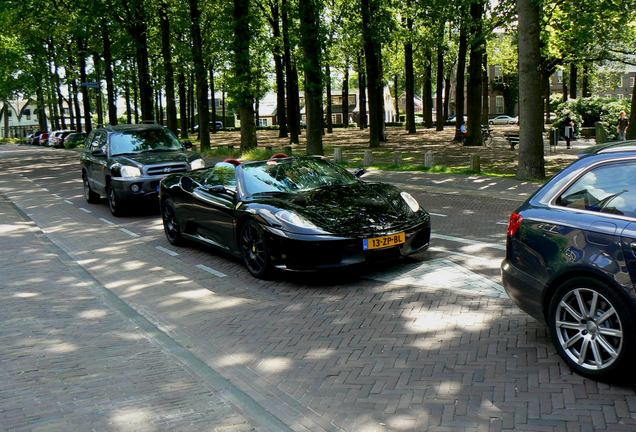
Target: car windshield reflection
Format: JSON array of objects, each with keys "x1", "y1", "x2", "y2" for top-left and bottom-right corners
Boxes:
[
  {"x1": 242, "y1": 158, "x2": 357, "y2": 195},
  {"x1": 110, "y1": 129, "x2": 183, "y2": 156}
]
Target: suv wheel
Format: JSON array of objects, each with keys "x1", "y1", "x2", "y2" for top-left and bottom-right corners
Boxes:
[
  {"x1": 83, "y1": 174, "x2": 100, "y2": 204},
  {"x1": 106, "y1": 184, "x2": 126, "y2": 217},
  {"x1": 548, "y1": 277, "x2": 634, "y2": 379},
  {"x1": 161, "y1": 200, "x2": 184, "y2": 246}
]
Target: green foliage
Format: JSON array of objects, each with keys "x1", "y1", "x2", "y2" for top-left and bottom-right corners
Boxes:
[
  {"x1": 240, "y1": 147, "x2": 274, "y2": 161},
  {"x1": 554, "y1": 96, "x2": 631, "y2": 139}
]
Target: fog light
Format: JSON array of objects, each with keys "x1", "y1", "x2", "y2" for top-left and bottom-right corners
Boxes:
[{"x1": 130, "y1": 183, "x2": 140, "y2": 193}]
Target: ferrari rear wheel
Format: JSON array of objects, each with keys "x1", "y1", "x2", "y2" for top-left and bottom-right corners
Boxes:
[
  {"x1": 161, "y1": 200, "x2": 184, "y2": 246},
  {"x1": 240, "y1": 220, "x2": 272, "y2": 279}
]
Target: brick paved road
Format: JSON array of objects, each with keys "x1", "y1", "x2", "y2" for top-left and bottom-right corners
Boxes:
[{"x1": 1, "y1": 145, "x2": 635, "y2": 432}]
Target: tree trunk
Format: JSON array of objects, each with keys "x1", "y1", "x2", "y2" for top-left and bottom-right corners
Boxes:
[
  {"x1": 282, "y1": 0, "x2": 299, "y2": 143},
  {"x1": 159, "y1": 87, "x2": 164, "y2": 125},
  {"x1": 93, "y1": 54, "x2": 104, "y2": 127},
  {"x1": 562, "y1": 79, "x2": 568, "y2": 103},
  {"x1": 49, "y1": 41, "x2": 66, "y2": 129},
  {"x1": 423, "y1": 50, "x2": 433, "y2": 128},
  {"x1": 454, "y1": 24, "x2": 467, "y2": 140},
  {"x1": 481, "y1": 52, "x2": 489, "y2": 125},
  {"x1": 436, "y1": 43, "x2": 444, "y2": 131},
  {"x1": 132, "y1": 60, "x2": 139, "y2": 123},
  {"x1": 188, "y1": 73, "x2": 195, "y2": 132},
  {"x1": 233, "y1": 0, "x2": 257, "y2": 151},
  {"x1": 464, "y1": 0, "x2": 484, "y2": 146},
  {"x1": 569, "y1": 64, "x2": 577, "y2": 99},
  {"x1": 67, "y1": 83, "x2": 75, "y2": 130},
  {"x1": 101, "y1": 20, "x2": 117, "y2": 125},
  {"x1": 178, "y1": 72, "x2": 188, "y2": 138},
  {"x1": 358, "y1": 53, "x2": 367, "y2": 129},
  {"x1": 393, "y1": 74, "x2": 400, "y2": 123},
  {"x1": 545, "y1": 73, "x2": 551, "y2": 123},
  {"x1": 299, "y1": 0, "x2": 323, "y2": 154},
  {"x1": 361, "y1": 0, "x2": 383, "y2": 147},
  {"x1": 67, "y1": 47, "x2": 82, "y2": 131},
  {"x1": 222, "y1": 83, "x2": 226, "y2": 126},
  {"x1": 270, "y1": 2, "x2": 288, "y2": 138},
  {"x1": 628, "y1": 83, "x2": 636, "y2": 140},
  {"x1": 342, "y1": 63, "x2": 349, "y2": 128},
  {"x1": 325, "y1": 65, "x2": 333, "y2": 133},
  {"x1": 581, "y1": 64, "x2": 591, "y2": 97},
  {"x1": 78, "y1": 38, "x2": 92, "y2": 133},
  {"x1": 404, "y1": 3, "x2": 415, "y2": 133},
  {"x1": 36, "y1": 81, "x2": 48, "y2": 131},
  {"x1": 159, "y1": 0, "x2": 177, "y2": 134},
  {"x1": 443, "y1": 73, "x2": 451, "y2": 121},
  {"x1": 516, "y1": 0, "x2": 545, "y2": 179},
  {"x1": 209, "y1": 65, "x2": 217, "y2": 133},
  {"x1": 124, "y1": 78, "x2": 131, "y2": 124},
  {"x1": 189, "y1": 0, "x2": 210, "y2": 150}
]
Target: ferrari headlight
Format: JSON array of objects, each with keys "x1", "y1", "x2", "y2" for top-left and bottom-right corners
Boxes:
[
  {"x1": 120, "y1": 165, "x2": 141, "y2": 178},
  {"x1": 190, "y1": 158, "x2": 205, "y2": 170},
  {"x1": 275, "y1": 210, "x2": 319, "y2": 229},
  {"x1": 400, "y1": 192, "x2": 420, "y2": 212}
]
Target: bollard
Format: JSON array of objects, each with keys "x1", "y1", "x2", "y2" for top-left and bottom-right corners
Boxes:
[
  {"x1": 363, "y1": 150, "x2": 373, "y2": 166},
  {"x1": 283, "y1": 145, "x2": 293, "y2": 155},
  {"x1": 424, "y1": 151, "x2": 434, "y2": 168},
  {"x1": 393, "y1": 151, "x2": 402, "y2": 166},
  {"x1": 333, "y1": 147, "x2": 343, "y2": 163},
  {"x1": 470, "y1": 154, "x2": 481, "y2": 173}
]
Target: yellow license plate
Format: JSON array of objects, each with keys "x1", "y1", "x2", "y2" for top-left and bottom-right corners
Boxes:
[{"x1": 363, "y1": 232, "x2": 406, "y2": 250}]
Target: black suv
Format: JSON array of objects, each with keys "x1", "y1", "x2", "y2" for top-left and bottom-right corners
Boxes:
[{"x1": 80, "y1": 124, "x2": 204, "y2": 216}]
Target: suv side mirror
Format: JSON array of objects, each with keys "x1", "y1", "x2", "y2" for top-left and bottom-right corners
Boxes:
[{"x1": 182, "y1": 141, "x2": 193, "y2": 150}]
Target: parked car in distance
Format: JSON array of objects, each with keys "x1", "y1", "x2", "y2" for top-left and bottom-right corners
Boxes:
[
  {"x1": 52, "y1": 130, "x2": 75, "y2": 148},
  {"x1": 447, "y1": 115, "x2": 467, "y2": 124},
  {"x1": 193, "y1": 121, "x2": 224, "y2": 131},
  {"x1": 488, "y1": 115, "x2": 517, "y2": 125},
  {"x1": 160, "y1": 155, "x2": 431, "y2": 279},
  {"x1": 578, "y1": 140, "x2": 636, "y2": 158},
  {"x1": 502, "y1": 148, "x2": 636, "y2": 380},
  {"x1": 62, "y1": 132, "x2": 87, "y2": 148},
  {"x1": 38, "y1": 132, "x2": 49, "y2": 146},
  {"x1": 80, "y1": 124, "x2": 203, "y2": 217}
]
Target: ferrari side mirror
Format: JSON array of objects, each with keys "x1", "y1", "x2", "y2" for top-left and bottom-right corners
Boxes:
[{"x1": 354, "y1": 168, "x2": 366, "y2": 178}]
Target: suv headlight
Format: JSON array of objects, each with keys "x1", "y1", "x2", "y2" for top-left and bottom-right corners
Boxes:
[
  {"x1": 400, "y1": 192, "x2": 420, "y2": 212},
  {"x1": 120, "y1": 165, "x2": 141, "y2": 178},
  {"x1": 190, "y1": 158, "x2": 205, "y2": 170}
]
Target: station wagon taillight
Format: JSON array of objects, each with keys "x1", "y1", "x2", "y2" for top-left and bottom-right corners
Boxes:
[{"x1": 507, "y1": 212, "x2": 524, "y2": 237}]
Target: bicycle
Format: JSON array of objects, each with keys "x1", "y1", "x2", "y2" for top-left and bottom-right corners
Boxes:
[{"x1": 481, "y1": 125, "x2": 494, "y2": 147}]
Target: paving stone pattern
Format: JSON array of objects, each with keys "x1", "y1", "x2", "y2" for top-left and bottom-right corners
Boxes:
[{"x1": 0, "y1": 197, "x2": 255, "y2": 432}]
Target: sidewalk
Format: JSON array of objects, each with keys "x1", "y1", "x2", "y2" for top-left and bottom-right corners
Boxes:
[{"x1": 0, "y1": 196, "x2": 255, "y2": 431}]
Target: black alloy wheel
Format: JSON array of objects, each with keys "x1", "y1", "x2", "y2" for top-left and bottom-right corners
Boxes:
[
  {"x1": 161, "y1": 200, "x2": 183, "y2": 246},
  {"x1": 83, "y1": 174, "x2": 100, "y2": 204},
  {"x1": 240, "y1": 220, "x2": 272, "y2": 279},
  {"x1": 106, "y1": 184, "x2": 125, "y2": 217},
  {"x1": 548, "y1": 277, "x2": 634, "y2": 380}
]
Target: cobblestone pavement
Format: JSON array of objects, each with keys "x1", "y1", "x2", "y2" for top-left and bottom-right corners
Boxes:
[{"x1": 1, "y1": 145, "x2": 636, "y2": 432}]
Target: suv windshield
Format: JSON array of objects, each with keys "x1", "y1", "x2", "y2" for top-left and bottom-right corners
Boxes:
[
  {"x1": 110, "y1": 129, "x2": 183, "y2": 156},
  {"x1": 242, "y1": 158, "x2": 357, "y2": 195}
]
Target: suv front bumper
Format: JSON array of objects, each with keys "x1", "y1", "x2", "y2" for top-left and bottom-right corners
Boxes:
[{"x1": 110, "y1": 175, "x2": 169, "y2": 200}]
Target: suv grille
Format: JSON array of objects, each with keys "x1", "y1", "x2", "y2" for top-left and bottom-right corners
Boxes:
[{"x1": 145, "y1": 163, "x2": 188, "y2": 176}]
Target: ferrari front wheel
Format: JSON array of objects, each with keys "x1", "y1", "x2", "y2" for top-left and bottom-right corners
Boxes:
[{"x1": 240, "y1": 220, "x2": 272, "y2": 279}]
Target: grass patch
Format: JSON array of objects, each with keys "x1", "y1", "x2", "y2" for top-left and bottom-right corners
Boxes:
[
  {"x1": 201, "y1": 146, "x2": 240, "y2": 158},
  {"x1": 240, "y1": 147, "x2": 274, "y2": 161},
  {"x1": 0, "y1": 138, "x2": 22, "y2": 145}
]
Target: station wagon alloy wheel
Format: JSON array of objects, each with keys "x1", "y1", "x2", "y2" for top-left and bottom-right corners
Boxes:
[
  {"x1": 547, "y1": 278, "x2": 634, "y2": 378},
  {"x1": 83, "y1": 174, "x2": 100, "y2": 203}
]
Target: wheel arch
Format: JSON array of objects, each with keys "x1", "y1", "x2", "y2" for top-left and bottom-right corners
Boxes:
[{"x1": 542, "y1": 268, "x2": 634, "y2": 320}]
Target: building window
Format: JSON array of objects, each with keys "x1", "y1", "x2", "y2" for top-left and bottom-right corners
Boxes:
[
  {"x1": 331, "y1": 95, "x2": 342, "y2": 106},
  {"x1": 618, "y1": 77, "x2": 623, "y2": 88},
  {"x1": 631, "y1": 76, "x2": 635, "y2": 88},
  {"x1": 257, "y1": 118, "x2": 268, "y2": 127},
  {"x1": 24, "y1": 109, "x2": 31, "y2": 120},
  {"x1": 349, "y1": 95, "x2": 356, "y2": 106},
  {"x1": 556, "y1": 70, "x2": 563, "y2": 84},
  {"x1": 606, "y1": 94, "x2": 613, "y2": 98},
  {"x1": 494, "y1": 66, "x2": 503, "y2": 82},
  {"x1": 617, "y1": 94, "x2": 624, "y2": 100},
  {"x1": 495, "y1": 96, "x2": 504, "y2": 114}
]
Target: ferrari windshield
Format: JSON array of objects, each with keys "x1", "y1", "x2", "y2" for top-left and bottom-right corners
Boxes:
[
  {"x1": 242, "y1": 158, "x2": 357, "y2": 194},
  {"x1": 110, "y1": 128, "x2": 182, "y2": 156}
]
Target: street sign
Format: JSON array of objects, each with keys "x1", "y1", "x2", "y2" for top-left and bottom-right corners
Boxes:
[{"x1": 81, "y1": 82, "x2": 100, "y2": 88}]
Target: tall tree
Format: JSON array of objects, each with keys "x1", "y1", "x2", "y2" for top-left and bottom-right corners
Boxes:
[
  {"x1": 233, "y1": 0, "x2": 257, "y2": 151},
  {"x1": 464, "y1": 0, "x2": 484, "y2": 146},
  {"x1": 189, "y1": 0, "x2": 210, "y2": 150},
  {"x1": 282, "y1": 0, "x2": 299, "y2": 144},
  {"x1": 404, "y1": 0, "x2": 415, "y2": 134},
  {"x1": 454, "y1": 23, "x2": 467, "y2": 140},
  {"x1": 298, "y1": 0, "x2": 323, "y2": 155},
  {"x1": 159, "y1": 0, "x2": 177, "y2": 134},
  {"x1": 360, "y1": 0, "x2": 384, "y2": 147},
  {"x1": 516, "y1": 0, "x2": 545, "y2": 179}
]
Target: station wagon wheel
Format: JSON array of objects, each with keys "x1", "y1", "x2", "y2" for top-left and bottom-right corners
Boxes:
[
  {"x1": 161, "y1": 200, "x2": 183, "y2": 246},
  {"x1": 548, "y1": 278, "x2": 634, "y2": 379},
  {"x1": 83, "y1": 173, "x2": 100, "y2": 204},
  {"x1": 240, "y1": 220, "x2": 272, "y2": 279}
]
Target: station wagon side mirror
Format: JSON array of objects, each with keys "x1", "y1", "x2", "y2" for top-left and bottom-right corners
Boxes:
[
  {"x1": 182, "y1": 141, "x2": 193, "y2": 150},
  {"x1": 91, "y1": 148, "x2": 106, "y2": 157},
  {"x1": 354, "y1": 168, "x2": 367, "y2": 178}
]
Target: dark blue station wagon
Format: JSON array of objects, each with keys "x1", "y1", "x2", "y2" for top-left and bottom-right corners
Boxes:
[{"x1": 502, "y1": 147, "x2": 636, "y2": 379}]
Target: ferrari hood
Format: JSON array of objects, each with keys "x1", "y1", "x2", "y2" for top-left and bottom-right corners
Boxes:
[{"x1": 254, "y1": 182, "x2": 425, "y2": 235}]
